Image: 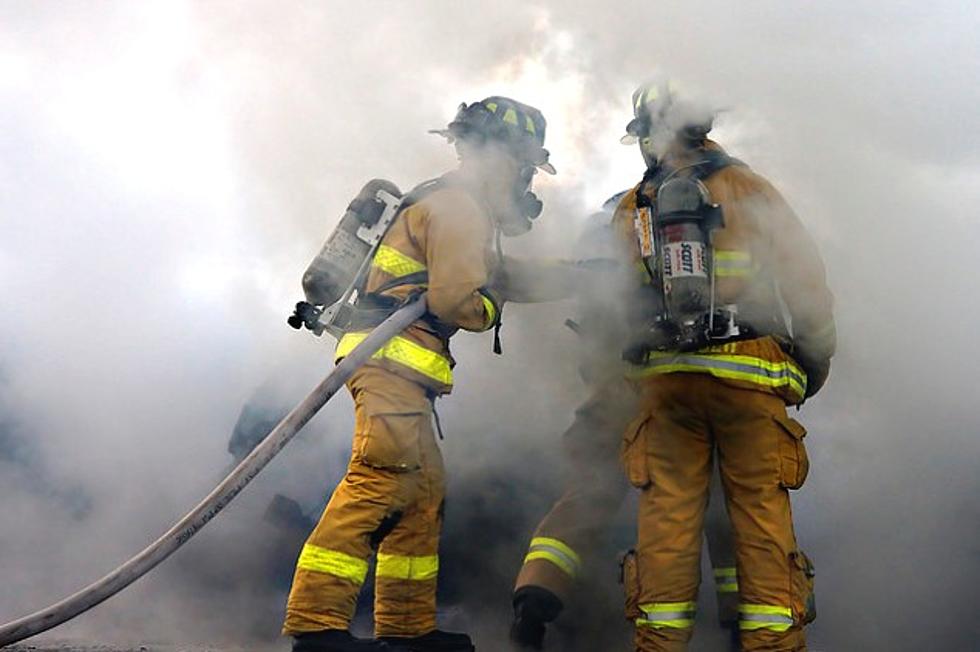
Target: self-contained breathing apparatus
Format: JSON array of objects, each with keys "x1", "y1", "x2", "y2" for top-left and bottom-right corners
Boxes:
[
  {"x1": 624, "y1": 153, "x2": 755, "y2": 363},
  {"x1": 287, "y1": 179, "x2": 406, "y2": 339}
]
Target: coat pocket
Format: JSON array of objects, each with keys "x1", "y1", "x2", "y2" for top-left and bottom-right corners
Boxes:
[
  {"x1": 353, "y1": 409, "x2": 425, "y2": 471},
  {"x1": 774, "y1": 414, "x2": 809, "y2": 490},
  {"x1": 620, "y1": 414, "x2": 651, "y2": 489}
]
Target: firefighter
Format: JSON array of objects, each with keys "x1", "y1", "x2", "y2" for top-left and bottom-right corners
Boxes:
[
  {"x1": 282, "y1": 97, "x2": 558, "y2": 652},
  {"x1": 509, "y1": 210, "x2": 741, "y2": 651},
  {"x1": 612, "y1": 81, "x2": 836, "y2": 652}
]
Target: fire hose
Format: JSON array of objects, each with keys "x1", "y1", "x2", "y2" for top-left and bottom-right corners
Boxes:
[{"x1": 0, "y1": 295, "x2": 428, "y2": 647}]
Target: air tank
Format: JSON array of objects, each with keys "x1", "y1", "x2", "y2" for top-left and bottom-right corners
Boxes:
[{"x1": 300, "y1": 179, "x2": 402, "y2": 307}]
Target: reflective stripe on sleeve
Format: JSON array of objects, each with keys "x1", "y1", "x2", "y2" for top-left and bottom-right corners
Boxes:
[
  {"x1": 739, "y1": 604, "x2": 794, "y2": 631},
  {"x1": 479, "y1": 291, "x2": 499, "y2": 331},
  {"x1": 523, "y1": 537, "x2": 582, "y2": 578},
  {"x1": 636, "y1": 602, "x2": 697, "y2": 629},
  {"x1": 336, "y1": 332, "x2": 452, "y2": 386},
  {"x1": 630, "y1": 352, "x2": 807, "y2": 402},
  {"x1": 714, "y1": 250, "x2": 753, "y2": 278},
  {"x1": 713, "y1": 566, "x2": 739, "y2": 593},
  {"x1": 296, "y1": 544, "x2": 369, "y2": 585},
  {"x1": 373, "y1": 244, "x2": 426, "y2": 278},
  {"x1": 376, "y1": 553, "x2": 439, "y2": 581}
]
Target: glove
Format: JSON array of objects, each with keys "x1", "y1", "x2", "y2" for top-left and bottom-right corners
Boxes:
[
  {"x1": 509, "y1": 586, "x2": 563, "y2": 650},
  {"x1": 799, "y1": 352, "x2": 831, "y2": 399}
]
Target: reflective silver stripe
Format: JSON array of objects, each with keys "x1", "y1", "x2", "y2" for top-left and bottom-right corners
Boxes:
[
  {"x1": 740, "y1": 612, "x2": 793, "y2": 625},
  {"x1": 640, "y1": 352, "x2": 807, "y2": 397},
  {"x1": 525, "y1": 538, "x2": 582, "y2": 577}
]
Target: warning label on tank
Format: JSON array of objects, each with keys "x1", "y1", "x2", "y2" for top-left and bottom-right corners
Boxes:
[
  {"x1": 662, "y1": 241, "x2": 707, "y2": 278},
  {"x1": 634, "y1": 207, "x2": 655, "y2": 257}
]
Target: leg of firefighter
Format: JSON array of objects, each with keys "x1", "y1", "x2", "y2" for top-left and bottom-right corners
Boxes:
[
  {"x1": 373, "y1": 411, "x2": 445, "y2": 638},
  {"x1": 283, "y1": 367, "x2": 435, "y2": 641},
  {"x1": 511, "y1": 390, "x2": 631, "y2": 648},
  {"x1": 631, "y1": 379, "x2": 713, "y2": 652},
  {"x1": 704, "y1": 456, "x2": 740, "y2": 649},
  {"x1": 713, "y1": 387, "x2": 810, "y2": 652}
]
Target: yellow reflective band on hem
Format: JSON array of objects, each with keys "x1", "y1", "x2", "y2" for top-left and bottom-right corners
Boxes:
[
  {"x1": 337, "y1": 332, "x2": 452, "y2": 386},
  {"x1": 481, "y1": 294, "x2": 498, "y2": 331},
  {"x1": 739, "y1": 604, "x2": 794, "y2": 632},
  {"x1": 713, "y1": 566, "x2": 739, "y2": 593},
  {"x1": 376, "y1": 553, "x2": 439, "y2": 581},
  {"x1": 714, "y1": 250, "x2": 754, "y2": 278},
  {"x1": 296, "y1": 544, "x2": 368, "y2": 585},
  {"x1": 637, "y1": 602, "x2": 697, "y2": 629},
  {"x1": 524, "y1": 537, "x2": 583, "y2": 578},
  {"x1": 372, "y1": 244, "x2": 426, "y2": 278},
  {"x1": 629, "y1": 352, "x2": 807, "y2": 400}
]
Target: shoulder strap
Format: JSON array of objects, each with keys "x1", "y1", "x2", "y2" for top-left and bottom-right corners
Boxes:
[{"x1": 689, "y1": 149, "x2": 746, "y2": 182}]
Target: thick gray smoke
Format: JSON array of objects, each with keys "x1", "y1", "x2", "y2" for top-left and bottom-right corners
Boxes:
[{"x1": 2, "y1": 2, "x2": 978, "y2": 651}]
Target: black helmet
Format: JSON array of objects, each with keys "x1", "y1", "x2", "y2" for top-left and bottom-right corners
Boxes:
[
  {"x1": 432, "y1": 96, "x2": 556, "y2": 174},
  {"x1": 621, "y1": 80, "x2": 714, "y2": 146}
]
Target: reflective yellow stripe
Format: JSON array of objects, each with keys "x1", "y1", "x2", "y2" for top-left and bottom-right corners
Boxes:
[
  {"x1": 372, "y1": 244, "x2": 426, "y2": 278},
  {"x1": 376, "y1": 553, "x2": 439, "y2": 581},
  {"x1": 503, "y1": 108, "x2": 519, "y2": 126},
  {"x1": 296, "y1": 544, "x2": 368, "y2": 584},
  {"x1": 714, "y1": 250, "x2": 753, "y2": 278},
  {"x1": 629, "y1": 352, "x2": 807, "y2": 401},
  {"x1": 337, "y1": 332, "x2": 452, "y2": 386},
  {"x1": 739, "y1": 604, "x2": 794, "y2": 632},
  {"x1": 523, "y1": 537, "x2": 582, "y2": 578},
  {"x1": 713, "y1": 566, "x2": 739, "y2": 593},
  {"x1": 637, "y1": 601, "x2": 697, "y2": 629},
  {"x1": 481, "y1": 293, "x2": 498, "y2": 331}
]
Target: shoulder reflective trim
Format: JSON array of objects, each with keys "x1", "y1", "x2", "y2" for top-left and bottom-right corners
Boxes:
[
  {"x1": 337, "y1": 332, "x2": 453, "y2": 386},
  {"x1": 738, "y1": 604, "x2": 794, "y2": 632},
  {"x1": 376, "y1": 553, "x2": 439, "y2": 581},
  {"x1": 636, "y1": 601, "x2": 697, "y2": 629},
  {"x1": 630, "y1": 352, "x2": 807, "y2": 401},
  {"x1": 524, "y1": 537, "x2": 583, "y2": 578},
  {"x1": 714, "y1": 250, "x2": 754, "y2": 278},
  {"x1": 713, "y1": 566, "x2": 739, "y2": 593},
  {"x1": 373, "y1": 244, "x2": 427, "y2": 278},
  {"x1": 296, "y1": 543, "x2": 369, "y2": 585}
]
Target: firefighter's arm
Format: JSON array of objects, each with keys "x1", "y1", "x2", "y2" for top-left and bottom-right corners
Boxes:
[
  {"x1": 761, "y1": 180, "x2": 837, "y2": 397},
  {"x1": 488, "y1": 256, "x2": 581, "y2": 303},
  {"x1": 424, "y1": 194, "x2": 500, "y2": 333}
]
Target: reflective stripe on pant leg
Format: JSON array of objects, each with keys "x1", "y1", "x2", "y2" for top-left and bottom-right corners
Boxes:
[
  {"x1": 523, "y1": 536, "x2": 583, "y2": 578},
  {"x1": 296, "y1": 543, "x2": 370, "y2": 584},
  {"x1": 713, "y1": 566, "x2": 739, "y2": 593},
  {"x1": 636, "y1": 601, "x2": 697, "y2": 629},
  {"x1": 739, "y1": 604, "x2": 794, "y2": 632},
  {"x1": 376, "y1": 553, "x2": 439, "y2": 581}
]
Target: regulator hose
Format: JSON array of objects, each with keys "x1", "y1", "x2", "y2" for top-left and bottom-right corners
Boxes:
[{"x1": 0, "y1": 295, "x2": 429, "y2": 647}]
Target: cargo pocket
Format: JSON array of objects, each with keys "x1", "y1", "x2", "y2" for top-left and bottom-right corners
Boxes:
[
  {"x1": 620, "y1": 415, "x2": 651, "y2": 488},
  {"x1": 620, "y1": 549, "x2": 641, "y2": 621},
  {"x1": 774, "y1": 414, "x2": 809, "y2": 489},
  {"x1": 789, "y1": 550, "x2": 816, "y2": 625},
  {"x1": 353, "y1": 409, "x2": 424, "y2": 471}
]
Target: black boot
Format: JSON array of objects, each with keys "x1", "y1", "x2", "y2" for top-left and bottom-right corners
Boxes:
[
  {"x1": 293, "y1": 629, "x2": 409, "y2": 652},
  {"x1": 509, "y1": 586, "x2": 563, "y2": 650},
  {"x1": 378, "y1": 629, "x2": 475, "y2": 651}
]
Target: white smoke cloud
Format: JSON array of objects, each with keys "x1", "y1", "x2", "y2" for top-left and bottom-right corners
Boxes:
[{"x1": 1, "y1": 1, "x2": 978, "y2": 649}]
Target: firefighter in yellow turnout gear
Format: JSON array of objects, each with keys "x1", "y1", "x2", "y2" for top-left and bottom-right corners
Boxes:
[
  {"x1": 613, "y1": 82, "x2": 836, "y2": 652},
  {"x1": 509, "y1": 210, "x2": 742, "y2": 651},
  {"x1": 284, "y1": 97, "x2": 558, "y2": 652}
]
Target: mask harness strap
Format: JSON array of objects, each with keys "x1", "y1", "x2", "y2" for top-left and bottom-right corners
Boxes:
[{"x1": 492, "y1": 226, "x2": 505, "y2": 355}]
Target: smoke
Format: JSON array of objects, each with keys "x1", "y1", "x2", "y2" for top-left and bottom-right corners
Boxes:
[{"x1": 1, "y1": 1, "x2": 978, "y2": 650}]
